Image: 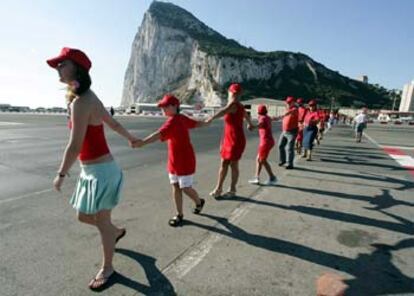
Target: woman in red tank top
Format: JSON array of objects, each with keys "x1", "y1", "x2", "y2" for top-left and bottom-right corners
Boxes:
[
  {"x1": 47, "y1": 47, "x2": 137, "y2": 290},
  {"x1": 206, "y1": 83, "x2": 254, "y2": 198}
]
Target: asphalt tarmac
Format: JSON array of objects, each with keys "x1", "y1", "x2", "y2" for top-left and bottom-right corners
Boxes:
[{"x1": 0, "y1": 113, "x2": 413, "y2": 295}]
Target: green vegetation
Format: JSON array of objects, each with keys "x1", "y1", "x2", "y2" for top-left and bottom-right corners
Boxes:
[{"x1": 149, "y1": 1, "x2": 393, "y2": 108}]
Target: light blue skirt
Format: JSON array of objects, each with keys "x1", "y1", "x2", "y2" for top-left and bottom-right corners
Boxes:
[{"x1": 70, "y1": 160, "x2": 123, "y2": 214}]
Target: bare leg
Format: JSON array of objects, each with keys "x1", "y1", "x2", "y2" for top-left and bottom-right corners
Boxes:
[
  {"x1": 78, "y1": 212, "x2": 97, "y2": 226},
  {"x1": 172, "y1": 183, "x2": 184, "y2": 215},
  {"x1": 255, "y1": 156, "x2": 263, "y2": 178},
  {"x1": 213, "y1": 159, "x2": 230, "y2": 192},
  {"x1": 262, "y1": 160, "x2": 276, "y2": 179},
  {"x1": 88, "y1": 210, "x2": 119, "y2": 289},
  {"x1": 182, "y1": 187, "x2": 201, "y2": 205},
  {"x1": 78, "y1": 212, "x2": 124, "y2": 236},
  {"x1": 307, "y1": 150, "x2": 313, "y2": 160},
  {"x1": 230, "y1": 161, "x2": 239, "y2": 192}
]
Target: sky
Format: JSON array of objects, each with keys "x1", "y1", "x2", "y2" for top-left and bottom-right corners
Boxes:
[{"x1": 0, "y1": 0, "x2": 413, "y2": 108}]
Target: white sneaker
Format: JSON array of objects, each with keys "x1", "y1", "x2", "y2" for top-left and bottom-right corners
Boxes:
[
  {"x1": 248, "y1": 177, "x2": 260, "y2": 185},
  {"x1": 265, "y1": 176, "x2": 278, "y2": 185}
]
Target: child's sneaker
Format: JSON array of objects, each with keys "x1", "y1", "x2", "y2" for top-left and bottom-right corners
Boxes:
[
  {"x1": 248, "y1": 177, "x2": 260, "y2": 185},
  {"x1": 265, "y1": 176, "x2": 277, "y2": 185}
]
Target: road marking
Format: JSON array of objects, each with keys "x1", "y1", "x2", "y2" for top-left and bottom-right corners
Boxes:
[
  {"x1": 380, "y1": 145, "x2": 414, "y2": 150},
  {"x1": 162, "y1": 130, "x2": 317, "y2": 279},
  {"x1": 0, "y1": 188, "x2": 53, "y2": 205},
  {"x1": 0, "y1": 121, "x2": 23, "y2": 126},
  {"x1": 163, "y1": 189, "x2": 265, "y2": 279},
  {"x1": 364, "y1": 133, "x2": 414, "y2": 178}
]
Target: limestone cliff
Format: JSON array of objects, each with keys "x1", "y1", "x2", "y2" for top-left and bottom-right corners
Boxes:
[{"x1": 121, "y1": 1, "x2": 390, "y2": 108}]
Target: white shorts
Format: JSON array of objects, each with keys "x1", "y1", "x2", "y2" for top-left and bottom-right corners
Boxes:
[{"x1": 168, "y1": 174, "x2": 194, "y2": 189}]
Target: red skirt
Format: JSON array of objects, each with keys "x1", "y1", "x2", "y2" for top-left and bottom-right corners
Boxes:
[
  {"x1": 258, "y1": 141, "x2": 275, "y2": 161},
  {"x1": 220, "y1": 138, "x2": 246, "y2": 161}
]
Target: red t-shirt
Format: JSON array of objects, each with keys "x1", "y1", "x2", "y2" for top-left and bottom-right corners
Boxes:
[
  {"x1": 159, "y1": 114, "x2": 197, "y2": 175},
  {"x1": 258, "y1": 115, "x2": 274, "y2": 146},
  {"x1": 298, "y1": 106, "x2": 308, "y2": 123},
  {"x1": 304, "y1": 111, "x2": 320, "y2": 126},
  {"x1": 318, "y1": 111, "x2": 326, "y2": 128},
  {"x1": 282, "y1": 106, "x2": 299, "y2": 132}
]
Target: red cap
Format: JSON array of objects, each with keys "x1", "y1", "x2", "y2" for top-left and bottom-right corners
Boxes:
[
  {"x1": 157, "y1": 94, "x2": 180, "y2": 107},
  {"x1": 296, "y1": 98, "x2": 304, "y2": 104},
  {"x1": 257, "y1": 104, "x2": 267, "y2": 115},
  {"x1": 47, "y1": 47, "x2": 92, "y2": 71},
  {"x1": 228, "y1": 83, "x2": 242, "y2": 94},
  {"x1": 308, "y1": 99, "x2": 317, "y2": 106},
  {"x1": 285, "y1": 96, "x2": 295, "y2": 104}
]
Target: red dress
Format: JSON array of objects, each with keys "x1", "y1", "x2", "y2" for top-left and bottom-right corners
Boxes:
[
  {"x1": 258, "y1": 115, "x2": 275, "y2": 161},
  {"x1": 220, "y1": 102, "x2": 246, "y2": 161}
]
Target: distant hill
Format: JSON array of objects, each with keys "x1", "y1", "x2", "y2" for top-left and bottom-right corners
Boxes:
[{"x1": 122, "y1": 1, "x2": 391, "y2": 108}]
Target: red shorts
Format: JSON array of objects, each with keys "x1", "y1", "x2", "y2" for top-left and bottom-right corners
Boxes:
[{"x1": 258, "y1": 142, "x2": 274, "y2": 161}]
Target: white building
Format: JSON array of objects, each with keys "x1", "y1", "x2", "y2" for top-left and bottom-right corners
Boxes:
[
  {"x1": 399, "y1": 80, "x2": 414, "y2": 112},
  {"x1": 357, "y1": 75, "x2": 368, "y2": 84}
]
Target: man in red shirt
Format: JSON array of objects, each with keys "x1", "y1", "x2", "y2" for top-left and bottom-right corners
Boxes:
[
  {"x1": 132, "y1": 94, "x2": 209, "y2": 227},
  {"x1": 277, "y1": 96, "x2": 299, "y2": 169},
  {"x1": 295, "y1": 98, "x2": 308, "y2": 155}
]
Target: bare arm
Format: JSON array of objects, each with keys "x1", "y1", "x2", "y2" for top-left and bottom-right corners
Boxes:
[
  {"x1": 140, "y1": 131, "x2": 161, "y2": 147},
  {"x1": 207, "y1": 102, "x2": 237, "y2": 122},
  {"x1": 195, "y1": 120, "x2": 210, "y2": 128},
  {"x1": 101, "y1": 104, "x2": 136, "y2": 142},
  {"x1": 57, "y1": 100, "x2": 89, "y2": 176}
]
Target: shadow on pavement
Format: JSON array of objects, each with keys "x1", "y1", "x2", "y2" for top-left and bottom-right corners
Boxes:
[
  {"x1": 93, "y1": 248, "x2": 177, "y2": 295},
  {"x1": 318, "y1": 157, "x2": 406, "y2": 171},
  {"x1": 187, "y1": 213, "x2": 414, "y2": 295},
  {"x1": 216, "y1": 194, "x2": 414, "y2": 235},
  {"x1": 294, "y1": 166, "x2": 414, "y2": 191}
]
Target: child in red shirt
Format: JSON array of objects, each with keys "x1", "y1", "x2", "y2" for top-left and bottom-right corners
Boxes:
[
  {"x1": 132, "y1": 94, "x2": 208, "y2": 227},
  {"x1": 248, "y1": 105, "x2": 277, "y2": 185}
]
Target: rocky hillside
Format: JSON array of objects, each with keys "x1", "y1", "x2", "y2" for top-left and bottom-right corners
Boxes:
[{"x1": 121, "y1": 1, "x2": 390, "y2": 108}]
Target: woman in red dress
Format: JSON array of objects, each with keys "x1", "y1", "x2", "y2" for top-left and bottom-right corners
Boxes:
[{"x1": 206, "y1": 83, "x2": 253, "y2": 197}]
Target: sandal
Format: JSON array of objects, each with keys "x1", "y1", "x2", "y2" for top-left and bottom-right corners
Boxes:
[
  {"x1": 115, "y1": 228, "x2": 126, "y2": 244},
  {"x1": 209, "y1": 189, "x2": 222, "y2": 198},
  {"x1": 88, "y1": 270, "x2": 115, "y2": 291},
  {"x1": 168, "y1": 214, "x2": 184, "y2": 227},
  {"x1": 223, "y1": 190, "x2": 236, "y2": 197},
  {"x1": 193, "y1": 198, "x2": 205, "y2": 214}
]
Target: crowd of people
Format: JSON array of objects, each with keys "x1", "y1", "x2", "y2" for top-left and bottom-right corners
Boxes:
[{"x1": 47, "y1": 47, "x2": 363, "y2": 291}]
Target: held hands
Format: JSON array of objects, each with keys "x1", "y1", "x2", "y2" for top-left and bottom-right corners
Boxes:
[
  {"x1": 53, "y1": 175, "x2": 64, "y2": 192},
  {"x1": 205, "y1": 117, "x2": 214, "y2": 125},
  {"x1": 131, "y1": 138, "x2": 144, "y2": 148},
  {"x1": 247, "y1": 123, "x2": 255, "y2": 131}
]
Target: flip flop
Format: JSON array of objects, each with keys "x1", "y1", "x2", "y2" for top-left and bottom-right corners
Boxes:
[
  {"x1": 168, "y1": 214, "x2": 184, "y2": 227},
  {"x1": 115, "y1": 229, "x2": 126, "y2": 244},
  {"x1": 209, "y1": 189, "x2": 222, "y2": 198},
  {"x1": 193, "y1": 198, "x2": 205, "y2": 214},
  {"x1": 88, "y1": 270, "x2": 115, "y2": 291},
  {"x1": 223, "y1": 190, "x2": 236, "y2": 197}
]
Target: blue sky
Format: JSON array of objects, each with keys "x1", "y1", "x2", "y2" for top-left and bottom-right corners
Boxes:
[{"x1": 0, "y1": 0, "x2": 412, "y2": 108}]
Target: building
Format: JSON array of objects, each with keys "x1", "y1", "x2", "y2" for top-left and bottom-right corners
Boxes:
[
  {"x1": 357, "y1": 75, "x2": 369, "y2": 84},
  {"x1": 399, "y1": 80, "x2": 414, "y2": 112},
  {"x1": 241, "y1": 98, "x2": 286, "y2": 119}
]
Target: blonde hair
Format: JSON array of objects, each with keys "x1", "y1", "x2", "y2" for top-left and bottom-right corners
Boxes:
[
  {"x1": 65, "y1": 63, "x2": 92, "y2": 104},
  {"x1": 228, "y1": 91, "x2": 240, "y2": 103},
  {"x1": 66, "y1": 85, "x2": 78, "y2": 104}
]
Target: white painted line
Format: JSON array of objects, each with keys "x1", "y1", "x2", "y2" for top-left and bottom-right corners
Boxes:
[
  {"x1": 163, "y1": 190, "x2": 265, "y2": 279},
  {"x1": 0, "y1": 188, "x2": 53, "y2": 205},
  {"x1": 0, "y1": 121, "x2": 23, "y2": 126},
  {"x1": 388, "y1": 154, "x2": 414, "y2": 168},
  {"x1": 380, "y1": 145, "x2": 414, "y2": 150},
  {"x1": 363, "y1": 132, "x2": 381, "y2": 147}
]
